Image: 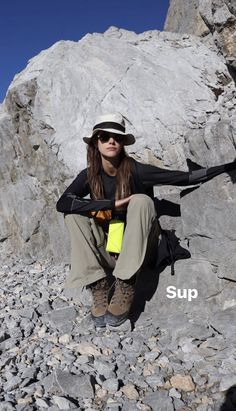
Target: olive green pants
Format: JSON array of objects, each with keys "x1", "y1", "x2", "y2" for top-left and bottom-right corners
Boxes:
[{"x1": 64, "y1": 194, "x2": 160, "y2": 289}]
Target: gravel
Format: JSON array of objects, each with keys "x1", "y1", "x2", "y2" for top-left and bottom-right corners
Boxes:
[{"x1": 0, "y1": 258, "x2": 235, "y2": 410}]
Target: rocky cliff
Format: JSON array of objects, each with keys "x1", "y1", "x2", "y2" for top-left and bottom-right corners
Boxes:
[
  {"x1": 1, "y1": 23, "x2": 236, "y2": 308},
  {"x1": 1, "y1": 23, "x2": 236, "y2": 312},
  {"x1": 1, "y1": 26, "x2": 235, "y2": 265},
  {"x1": 164, "y1": 0, "x2": 210, "y2": 36},
  {"x1": 1, "y1": 14, "x2": 236, "y2": 411},
  {"x1": 165, "y1": 0, "x2": 236, "y2": 69}
]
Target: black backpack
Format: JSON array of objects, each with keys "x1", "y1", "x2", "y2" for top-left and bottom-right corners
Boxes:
[{"x1": 154, "y1": 228, "x2": 191, "y2": 275}]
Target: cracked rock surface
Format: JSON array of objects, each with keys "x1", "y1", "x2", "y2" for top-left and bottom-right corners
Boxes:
[
  {"x1": 165, "y1": 0, "x2": 236, "y2": 69},
  {"x1": 1, "y1": 26, "x2": 236, "y2": 266}
]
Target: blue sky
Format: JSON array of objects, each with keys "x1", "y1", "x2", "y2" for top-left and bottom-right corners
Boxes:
[{"x1": 0, "y1": 0, "x2": 170, "y2": 102}]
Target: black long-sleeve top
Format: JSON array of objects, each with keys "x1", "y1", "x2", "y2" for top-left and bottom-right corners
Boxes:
[{"x1": 56, "y1": 159, "x2": 235, "y2": 215}]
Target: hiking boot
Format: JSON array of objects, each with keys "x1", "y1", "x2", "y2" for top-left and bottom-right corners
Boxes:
[
  {"x1": 89, "y1": 278, "x2": 111, "y2": 327},
  {"x1": 105, "y1": 277, "x2": 135, "y2": 327}
]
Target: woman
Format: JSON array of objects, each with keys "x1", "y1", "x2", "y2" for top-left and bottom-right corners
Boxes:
[{"x1": 57, "y1": 113, "x2": 236, "y2": 327}]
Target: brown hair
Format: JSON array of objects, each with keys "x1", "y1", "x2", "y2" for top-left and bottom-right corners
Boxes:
[{"x1": 87, "y1": 138, "x2": 134, "y2": 200}]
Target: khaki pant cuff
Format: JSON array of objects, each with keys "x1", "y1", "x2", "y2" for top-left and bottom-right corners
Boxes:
[{"x1": 64, "y1": 272, "x2": 107, "y2": 290}]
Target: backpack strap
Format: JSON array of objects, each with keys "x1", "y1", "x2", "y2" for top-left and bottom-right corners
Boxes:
[{"x1": 158, "y1": 230, "x2": 191, "y2": 276}]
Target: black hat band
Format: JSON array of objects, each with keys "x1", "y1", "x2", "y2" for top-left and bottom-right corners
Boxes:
[{"x1": 93, "y1": 121, "x2": 125, "y2": 133}]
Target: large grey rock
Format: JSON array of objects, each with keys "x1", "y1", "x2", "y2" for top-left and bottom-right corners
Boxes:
[
  {"x1": 42, "y1": 306, "x2": 77, "y2": 332},
  {"x1": 54, "y1": 370, "x2": 93, "y2": 399},
  {"x1": 219, "y1": 374, "x2": 236, "y2": 392},
  {"x1": 210, "y1": 307, "x2": 236, "y2": 338},
  {"x1": 0, "y1": 26, "x2": 235, "y2": 265},
  {"x1": 0, "y1": 25, "x2": 236, "y2": 318},
  {"x1": 199, "y1": 0, "x2": 236, "y2": 69},
  {"x1": 164, "y1": 0, "x2": 209, "y2": 36},
  {"x1": 165, "y1": 0, "x2": 236, "y2": 68},
  {"x1": 143, "y1": 390, "x2": 174, "y2": 411},
  {"x1": 144, "y1": 258, "x2": 224, "y2": 315}
]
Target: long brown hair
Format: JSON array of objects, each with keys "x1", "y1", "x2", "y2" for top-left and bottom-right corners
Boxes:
[{"x1": 87, "y1": 139, "x2": 134, "y2": 200}]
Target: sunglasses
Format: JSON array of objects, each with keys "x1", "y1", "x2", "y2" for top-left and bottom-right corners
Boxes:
[{"x1": 98, "y1": 132, "x2": 124, "y2": 144}]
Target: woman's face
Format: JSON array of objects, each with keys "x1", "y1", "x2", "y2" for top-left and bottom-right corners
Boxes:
[{"x1": 96, "y1": 132, "x2": 124, "y2": 159}]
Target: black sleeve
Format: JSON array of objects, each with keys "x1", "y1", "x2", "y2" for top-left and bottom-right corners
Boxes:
[
  {"x1": 136, "y1": 160, "x2": 236, "y2": 187},
  {"x1": 56, "y1": 168, "x2": 115, "y2": 214}
]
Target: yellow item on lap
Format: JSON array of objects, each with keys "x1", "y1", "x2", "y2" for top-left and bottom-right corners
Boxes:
[{"x1": 106, "y1": 220, "x2": 125, "y2": 254}]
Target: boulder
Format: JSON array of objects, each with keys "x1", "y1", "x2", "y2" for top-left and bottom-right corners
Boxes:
[
  {"x1": 165, "y1": 0, "x2": 236, "y2": 69},
  {"x1": 1, "y1": 27, "x2": 234, "y2": 264},
  {"x1": 164, "y1": 0, "x2": 209, "y2": 36}
]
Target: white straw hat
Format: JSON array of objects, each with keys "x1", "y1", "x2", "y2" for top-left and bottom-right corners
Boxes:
[{"x1": 83, "y1": 113, "x2": 135, "y2": 145}]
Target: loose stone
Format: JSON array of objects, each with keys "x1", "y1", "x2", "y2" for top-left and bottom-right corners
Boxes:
[
  {"x1": 170, "y1": 374, "x2": 195, "y2": 392},
  {"x1": 121, "y1": 383, "x2": 139, "y2": 400},
  {"x1": 102, "y1": 378, "x2": 119, "y2": 394}
]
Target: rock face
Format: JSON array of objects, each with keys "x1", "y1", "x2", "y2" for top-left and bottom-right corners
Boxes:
[
  {"x1": 1, "y1": 15, "x2": 236, "y2": 411},
  {"x1": 0, "y1": 24, "x2": 236, "y2": 316},
  {"x1": 199, "y1": 0, "x2": 236, "y2": 69},
  {"x1": 165, "y1": 0, "x2": 236, "y2": 69},
  {"x1": 164, "y1": 0, "x2": 210, "y2": 36},
  {"x1": 0, "y1": 26, "x2": 236, "y2": 329},
  {"x1": 1, "y1": 26, "x2": 235, "y2": 265}
]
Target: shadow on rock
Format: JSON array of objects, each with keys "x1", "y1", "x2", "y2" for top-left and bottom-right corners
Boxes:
[
  {"x1": 220, "y1": 385, "x2": 236, "y2": 411},
  {"x1": 129, "y1": 264, "x2": 161, "y2": 327},
  {"x1": 128, "y1": 228, "x2": 191, "y2": 328}
]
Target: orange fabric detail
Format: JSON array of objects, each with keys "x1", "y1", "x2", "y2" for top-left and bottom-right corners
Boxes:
[{"x1": 90, "y1": 210, "x2": 112, "y2": 225}]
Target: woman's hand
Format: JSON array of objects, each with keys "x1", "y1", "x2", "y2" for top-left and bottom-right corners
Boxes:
[{"x1": 115, "y1": 195, "x2": 134, "y2": 210}]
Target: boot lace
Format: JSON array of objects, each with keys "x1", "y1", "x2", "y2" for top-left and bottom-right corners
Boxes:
[
  {"x1": 90, "y1": 278, "x2": 111, "y2": 309},
  {"x1": 110, "y1": 278, "x2": 135, "y2": 307}
]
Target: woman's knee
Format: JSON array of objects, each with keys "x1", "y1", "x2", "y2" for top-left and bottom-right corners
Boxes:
[{"x1": 129, "y1": 194, "x2": 155, "y2": 211}]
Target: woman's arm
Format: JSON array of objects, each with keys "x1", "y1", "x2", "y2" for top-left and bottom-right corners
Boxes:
[
  {"x1": 56, "y1": 169, "x2": 115, "y2": 214},
  {"x1": 136, "y1": 159, "x2": 236, "y2": 187}
]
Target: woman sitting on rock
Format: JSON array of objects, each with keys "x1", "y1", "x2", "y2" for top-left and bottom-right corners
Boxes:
[{"x1": 56, "y1": 113, "x2": 235, "y2": 327}]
